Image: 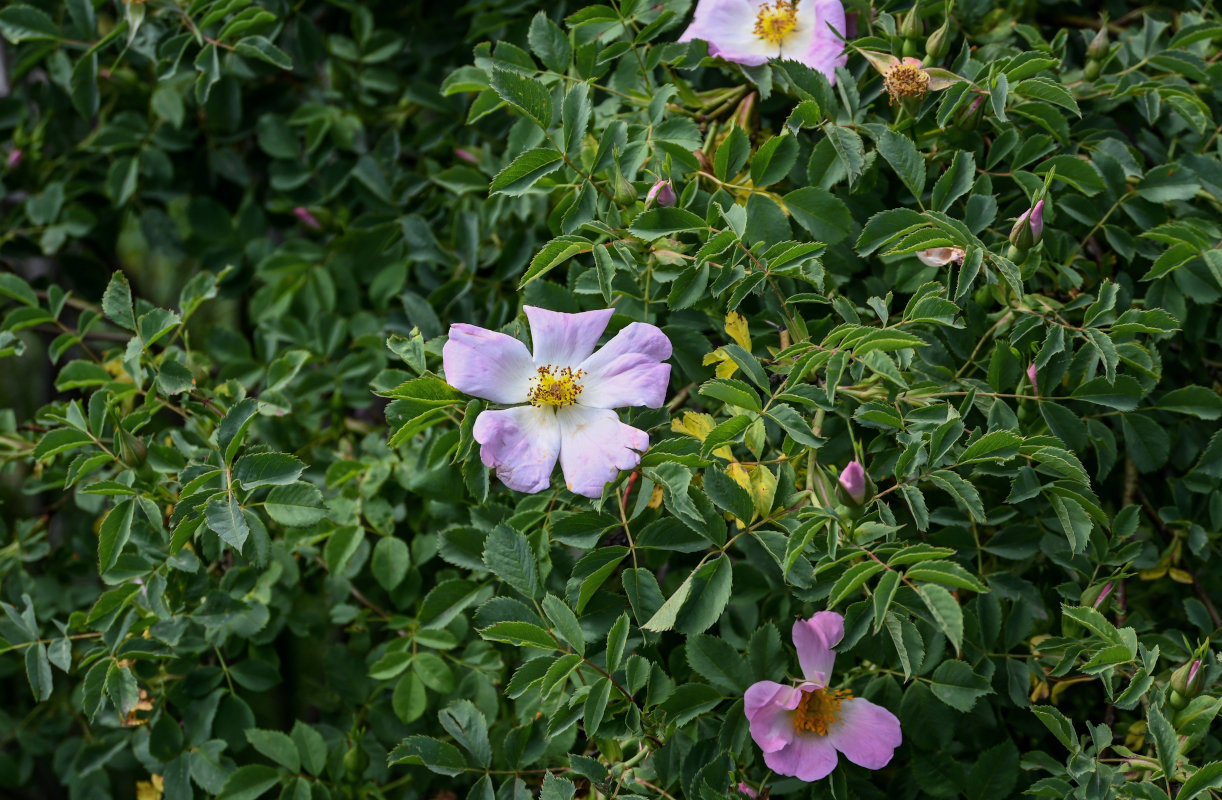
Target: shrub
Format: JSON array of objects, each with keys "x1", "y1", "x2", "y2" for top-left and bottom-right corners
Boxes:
[{"x1": 1, "y1": 1, "x2": 1221, "y2": 799}]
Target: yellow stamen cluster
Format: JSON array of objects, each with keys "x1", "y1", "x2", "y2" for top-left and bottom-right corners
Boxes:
[
  {"x1": 753, "y1": 0, "x2": 799, "y2": 45},
  {"x1": 793, "y1": 687, "x2": 853, "y2": 736},
  {"x1": 884, "y1": 61, "x2": 930, "y2": 104},
  {"x1": 528, "y1": 365, "x2": 584, "y2": 408}
]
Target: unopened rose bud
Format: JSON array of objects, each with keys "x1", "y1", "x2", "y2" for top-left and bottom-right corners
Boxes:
[
  {"x1": 612, "y1": 170, "x2": 637, "y2": 206},
  {"x1": 293, "y1": 206, "x2": 321, "y2": 230},
  {"x1": 925, "y1": 18, "x2": 950, "y2": 61},
  {"x1": 734, "y1": 92, "x2": 757, "y2": 132},
  {"x1": 1171, "y1": 659, "x2": 1205, "y2": 696},
  {"x1": 1027, "y1": 363, "x2": 1038, "y2": 395},
  {"x1": 6, "y1": 149, "x2": 21, "y2": 169},
  {"x1": 116, "y1": 426, "x2": 147, "y2": 469},
  {"x1": 1087, "y1": 26, "x2": 1109, "y2": 61},
  {"x1": 955, "y1": 92, "x2": 986, "y2": 131},
  {"x1": 645, "y1": 179, "x2": 676, "y2": 208},
  {"x1": 737, "y1": 783, "x2": 758, "y2": 799},
  {"x1": 455, "y1": 147, "x2": 479, "y2": 165},
  {"x1": 838, "y1": 460, "x2": 867, "y2": 505},
  {"x1": 1080, "y1": 580, "x2": 1111, "y2": 608},
  {"x1": 900, "y1": 7, "x2": 924, "y2": 40},
  {"x1": 1009, "y1": 199, "x2": 1044, "y2": 250}
]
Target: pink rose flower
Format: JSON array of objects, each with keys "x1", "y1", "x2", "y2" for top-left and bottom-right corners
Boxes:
[
  {"x1": 679, "y1": 0, "x2": 848, "y2": 83},
  {"x1": 745, "y1": 613, "x2": 902, "y2": 781},
  {"x1": 442, "y1": 307, "x2": 672, "y2": 498}
]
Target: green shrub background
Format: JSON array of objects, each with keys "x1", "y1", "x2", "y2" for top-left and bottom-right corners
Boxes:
[{"x1": 1, "y1": 0, "x2": 1221, "y2": 798}]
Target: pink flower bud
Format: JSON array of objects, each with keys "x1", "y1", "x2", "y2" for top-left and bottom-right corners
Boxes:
[
  {"x1": 737, "y1": 783, "x2": 758, "y2": 799},
  {"x1": 6, "y1": 149, "x2": 21, "y2": 169},
  {"x1": 645, "y1": 179, "x2": 676, "y2": 207},
  {"x1": 455, "y1": 147, "x2": 478, "y2": 165},
  {"x1": 1027, "y1": 363, "x2": 1038, "y2": 395},
  {"x1": 1010, "y1": 199, "x2": 1045, "y2": 250},
  {"x1": 293, "y1": 207, "x2": 321, "y2": 230},
  {"x1": 839, "y1": 461, "x2": 866, "y2": 504},
  {"x1": 1093, "y1": 581, "x2": 1112, "y2": 608}
]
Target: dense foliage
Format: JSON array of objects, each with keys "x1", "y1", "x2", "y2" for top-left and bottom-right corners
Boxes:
[{"x1": 2, "y1": 0, "x2": 1222, "y2": 799}]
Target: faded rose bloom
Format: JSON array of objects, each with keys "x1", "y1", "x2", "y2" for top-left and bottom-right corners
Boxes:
[
  {"x1": 443, "y1": 307, "x2": 672, "y2": 498},
  {"x1": 679, "y1": 0, "x2": 848, "y2": 83},
  {"x1": 916, "y1": 247, "x2": 965, "y2": 267},
  {"x1": 859, "y1": 51, "x2": 961, "y2": 105},
  {"x1": 744, "y1": 613, "x2": 902, "y2": 781}
]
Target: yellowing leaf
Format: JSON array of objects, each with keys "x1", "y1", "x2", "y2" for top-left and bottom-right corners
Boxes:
[
  {"x1": 136, "y1": 775, "x2": 163, "y2": 800},
  {"x1": 725, "y1": 310, "x2": 752, "y2": 351},
  {"x1": 703, "y1": 348, "x2": 739, "y2": 379},
  {"x1": 672, "y1": 411, "x2": 733, "y2": 460},
  {"x1": 726, "y1": 462, "x2": 756, "y2": 524},
  {"x1": 748, "y1": 465, "x2": 778, "y2": 518}
]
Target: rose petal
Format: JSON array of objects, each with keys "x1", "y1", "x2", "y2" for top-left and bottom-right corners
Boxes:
[
  {"x1": 790, "y1": 0, "x2": 847, "y2": 81},
  {"x1": 524, "y1": 306, "x2": 614, "y2": 368},
  {"x1": 578, "y1": 322, "x2": 673, "y2": 409},
  {"x1": 793, "y1": 612, "x2": 844, "y2": 686},
  {"x1": 555, "y1": 405, "x2": 649, "y2": 498},
  {"x1": 827, "y1": 697, "x2": 902, "y2": 770},
  {"x1": 472, "y1": 406, "x2": 562, "y2": 493},
  {"x1": 442, "y1": 323, "x2": 535, "y2": 404},
  {"x1": 679, "y1": 0, "x2": 777, "y2": 66},
  {"x1": 744, "y1": 680, "x2": 803, "y2": 753},
  {"x1": 762, "y1": 732, "x2": 839, "y2": 781}
]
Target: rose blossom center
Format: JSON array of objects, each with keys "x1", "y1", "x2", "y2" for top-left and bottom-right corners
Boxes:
[
  {"x1": 753, "y1": 0, "x2": 799, "y2": 46},
  {"x1": 792, "y1": 687, "x2": 853, "y2": 736},
  {"x1": 528, "y1": 365, "x2": 585, "y2": 408},
  {"x1": 884, "y1": 62, "x2": 930, "y2": 104}
]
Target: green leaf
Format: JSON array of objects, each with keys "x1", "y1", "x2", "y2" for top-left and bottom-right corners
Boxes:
[
  {"x1": 1031, "y1": 704, "x2": 1077, "y2": 750},
  {"x1": 703, "y1": 467, "x2": 755, "y2": 522},
  {"x1": 438, "y1": 700, "x2": 491, "y2": 767},
  {"x1": 483, "y1": 525, "x2": 540, "y2": 599},
  {"x1": 1177, "y1": 763, "x2": 1222, "y2": 800},
  {"x1": 918, "y1": 584, "x2": 964, "y2": 652},
  {"x1": 489, "y1": 69, "x2": 552, "y2": 130},
  {"x1": 246, "y1": 729, "x2": 300, "y2": 772},
  {"x1": 1148, "y1": 701, "x2": 1180, "y2": 780},
  {"x1": 926, "y1": 470, "x2": 986, "y2": 522},
  {"x1": 905, "y1": 561, "x2": 988, "y2": 593},
  {"x1": 519, "y1": 235, "x2": 590, "y2": 287},
  {"x1": 584, "y1": 677, "x2": 612, "y2": 736},
  {"x1": 388, "y1": 735, "x2": 468, "y2": 776},
  {"x1": 101, "y1": 271, "x2": 137, "y2": 331},
  {"x1": 233, "y1": 452, "x2": 305, "y2": 489},
  {"x1": 629, "y1": 207, "x2": 708, "y2": 241},
  {"x1": 372, "y1": 537, "x2": 410, "y2": 591},
  {"x1": 929, "y1": 660, "x2": 991, "y2": 712},
  {"x1": 871, "y1": 127, "x2": 926, "y2": 198},
  {"x1": 957, "y1": 430, "x2": 1022, "y2": 464},
  {"x1": 479, "y1": 621, "x2": 557, "y2": 649},
  {"x1": 216, "y1": 765, "x2": 280, "y2": 800},
  {"x1": 217, "y1": 398, "x2": 259, "y2": 464},
  {"x1": 235, "y1": 35, "x2": 293, "y2": 70},
  {"x1": 98, "y1": 499, "x2": 136, "y2": 572},
  {"x1": 25, "y1": 642, "x2": 53, "y2": 702},
  {"x1": 750, "y1": 134, "x2": 800, "y2": 187},
  {"x1": 606, "y1": 614, "x2": 629, "y2": 673},
  {"x1": 1156, "y1": 386, "x2": 1222, "y2": 420},
  {"x1": 528, "y1": 12, "x2": 571, "y2": 73},
  {"x1": 490, "y1": 147, "x2": 564, "y2": 196},
  {"x1": 542, "y1": 594, "x2": 585, "y2": 656},
  {"x1": 205, "y1": 494, "x2": 249, "y2": 551},
  {"x1": 828, "y1": 561, "x2": 885, "y2": 608},
  {"x1": 765, "y1": 404, "x2": 823, "y2": 448},
  {"x1": 0, "y1": 5, "x2": 60, "y2": 43},
  {"x1": 686, "y1": 634, "x2": 749, "y2": 693},
  {"x1": 263, "y1": 483, "x2": 327, "y2": 527},
  {"x1": 785, "y1": 187, "x2": 853, "y2": 245}
]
